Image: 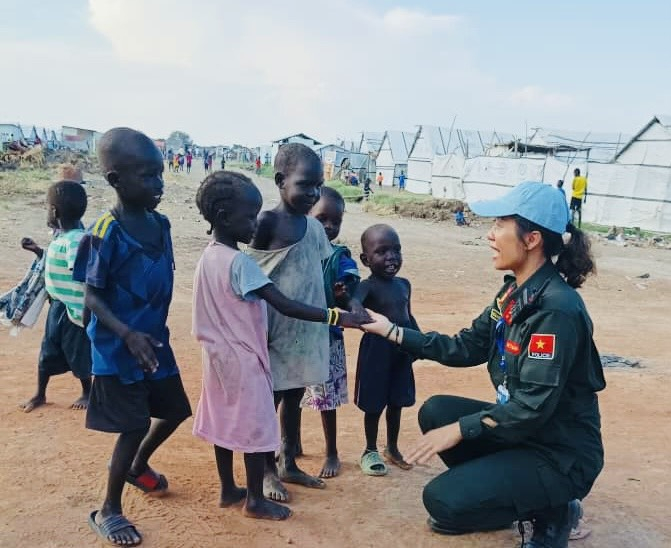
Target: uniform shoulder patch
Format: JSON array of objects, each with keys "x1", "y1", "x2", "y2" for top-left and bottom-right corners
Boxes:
[{"x1": 528, "y1": 334, "x2": 556, "y2": 360}]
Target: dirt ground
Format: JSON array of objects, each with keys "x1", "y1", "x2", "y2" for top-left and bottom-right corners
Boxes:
[{"x1": 1, "y1": 166, "x2": 670, "y2": 547}]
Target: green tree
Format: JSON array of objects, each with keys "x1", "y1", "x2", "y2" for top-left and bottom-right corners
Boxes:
[{"x1": 166, "y1": 131, "x2": 192, "y2": 151}]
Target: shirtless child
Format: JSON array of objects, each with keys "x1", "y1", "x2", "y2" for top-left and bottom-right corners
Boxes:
[
  {"x1": 248, "y1": 143, "x2": 355, "y2": 501},
  {"x1": 354, "y1": 224, "x2": 418, "y2": 476}
]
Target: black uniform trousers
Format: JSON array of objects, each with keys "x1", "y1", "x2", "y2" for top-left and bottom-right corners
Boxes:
[{"x1": 418, "y1": 395, "x2": 578, "y2": 533}]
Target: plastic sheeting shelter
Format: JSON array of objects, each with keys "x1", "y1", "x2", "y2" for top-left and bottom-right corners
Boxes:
[
  {"x1": 406, "y1": 125, "x2": 515, "y2": 195},
  {"x1": 375, "y1": 130, "x2": 416, "y2": 187},
  {"x1": 460, "y1": 156, "x2": 671, "y2": 232},
  {"x1": 614, "y1": 115, "x2": 671, "y2": 168}
]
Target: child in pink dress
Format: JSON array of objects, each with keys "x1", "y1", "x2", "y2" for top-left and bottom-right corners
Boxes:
[{"x1": 192, "y1": 171, "x2": 365, "y2": 521}]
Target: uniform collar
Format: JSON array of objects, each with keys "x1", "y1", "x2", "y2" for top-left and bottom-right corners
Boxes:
[{"x1": 500, "y1": 261, "x2": 557, "y2": 325}]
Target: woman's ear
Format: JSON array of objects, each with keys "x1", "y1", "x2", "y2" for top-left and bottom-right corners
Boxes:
[{"x1": 525, "y1": 230, "x2": 543, "y2": 251}]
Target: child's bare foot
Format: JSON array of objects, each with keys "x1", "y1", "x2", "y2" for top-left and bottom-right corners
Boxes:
[
  {"x1": 243, "y1": 498, "x2": 292, "y2": 520},
  {"x1": 219, "y1": 487, "x2": 247, "y2": 507},
  {"x1": 319, "y1": 455, "x2": 341, "y2": 478},
  {"x1": 20, "y1": 395, "x2": 46, "y2": 413},
  {"x1": 384, "y1": 447, "x2": 413, "y2": 470},
  {"x1": 279, "y1": 464, "x2": 326, "y2": 489},
  {"x1": 70, "y1": 395, "x2": 89, "y2": 410},
  {"x1": 263, "y1": 472, "x2": 290, "y2": 502}
]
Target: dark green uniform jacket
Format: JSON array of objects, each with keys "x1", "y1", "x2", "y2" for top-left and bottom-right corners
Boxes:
[{"x1": 402, "y1": 261, "x2": 605, "y2": 489}]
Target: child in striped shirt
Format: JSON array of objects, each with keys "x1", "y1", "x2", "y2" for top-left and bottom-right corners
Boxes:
[{"x1": 20, "y1": 181, "x2": 92, "y2": 413}]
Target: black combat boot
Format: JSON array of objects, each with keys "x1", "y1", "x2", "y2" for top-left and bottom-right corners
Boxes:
[{"x1": 521, "y1": 499, "x2": 581, "y2": 548}]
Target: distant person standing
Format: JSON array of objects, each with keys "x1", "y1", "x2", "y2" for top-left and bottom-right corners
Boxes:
[
  {"x1": 203, "y1": 151, "x2": 210, "y2": 173},
  {"x1": 221, "y1": 155, "x2": 226, "y2": 170},
  {"x1": 570, "y1": 169, "x2": 587, "y2": 227},
  {"x1": 376, "y1": 172, "x2": 384, "y2": 187},
  {"x1": 398, "y1": 171, "x2": 406, "y2": 191},
  {"x1": 255, "y1": 157, "x2": 261, "y2": 174},
  {"x1": 167, "y1": 150, "x2": 174, "y2": 172},
  {"x1": 186, "y1": 151, "x2": 193, "y2": 173},
  {"x1": 363, "y1": 178, "x2": 374, "y2": 201},
  {"x1": 207, "y1": 153, "x2": 214, "y2": 173}
]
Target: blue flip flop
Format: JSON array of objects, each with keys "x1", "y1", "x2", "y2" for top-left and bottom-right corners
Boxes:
[{"x1": 88, "y1": 510, "x2": 142, "y2": 546}]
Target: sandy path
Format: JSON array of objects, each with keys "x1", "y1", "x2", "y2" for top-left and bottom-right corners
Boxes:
[{"x1": 1, "y1": 166, "x2": 669, "y2": 547}]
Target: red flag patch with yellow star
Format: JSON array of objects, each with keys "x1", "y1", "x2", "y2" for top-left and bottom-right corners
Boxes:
[{"x1": 528, "y1": 334, "x2": 556, "y2": 360}]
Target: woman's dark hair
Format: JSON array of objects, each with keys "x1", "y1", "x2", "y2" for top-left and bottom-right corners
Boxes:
[
  {"x1": 512, "y1": 215, "x2": 595, "y2": 288},
  {"x1": 195, "y1": 170, "x2": 255, "y2": 235}
]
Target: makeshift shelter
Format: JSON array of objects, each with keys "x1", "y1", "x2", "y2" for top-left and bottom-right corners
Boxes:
[
  {"x1": 61, "y1": 126, "x2": 101, "y2": 153},
  {"x1": 405, "y1": 125, "x2": 515, "y2": 196},
  {"x1": 614, "y1": 115, "x2": 671, "y2": 167},
  {"x1": 271, "y1": 133, "x2": 321, "y2": 165},
  {"x1": 0, "y1": 124, "x2": 24, "y2": 147},
  {"x1": 354, "y1": 131, "x2": 384, "y2": 181},
  {"x1": 375, "y1": 130, "x2": 416, "y2": 187}
]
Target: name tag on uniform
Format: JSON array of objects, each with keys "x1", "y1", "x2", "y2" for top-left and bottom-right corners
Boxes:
[{"x1": 496, "y1": 384, "x2": 509, "y2": 404}]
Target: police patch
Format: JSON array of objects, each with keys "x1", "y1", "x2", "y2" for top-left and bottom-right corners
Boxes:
[{"x1": 528, "y1": 334, "x2": 556, "y2": 360}]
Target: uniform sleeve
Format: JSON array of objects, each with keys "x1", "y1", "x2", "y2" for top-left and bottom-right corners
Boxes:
[
  {"x1": 230, "y1": 253, "x2": 273, "y2": 301},
  {"x1": 72, "y1": 229, "x2": 116, "y2": 289},
  {"x1": 459, "y1": 309, "x2": 580, "y2": 444},
  {"x1": 400, "y1": 305, "x2": 493, "y2": 367}
]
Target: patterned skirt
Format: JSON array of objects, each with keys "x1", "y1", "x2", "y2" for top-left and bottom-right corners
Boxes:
[{"x1": 301, "y1": 337, "x2": 348, "y2": 411}]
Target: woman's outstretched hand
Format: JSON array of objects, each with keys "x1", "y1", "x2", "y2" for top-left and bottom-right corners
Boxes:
[
  {"x1": 359, "y1": 310, "x2": 393, "y2": 336},
  {"x1": 405, "y1": 423, "x2": 463, "y2": 465}
]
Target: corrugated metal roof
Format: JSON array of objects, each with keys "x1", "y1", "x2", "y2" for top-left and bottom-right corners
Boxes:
[{"x1": 528, "y1": 127, "x2": 630, "y2": 162}]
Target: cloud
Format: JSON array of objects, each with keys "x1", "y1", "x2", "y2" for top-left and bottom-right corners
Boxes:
[
  {"x1": 381, "y1": 7, "x2": 461, "y2": 34},
  {"x1": 509, "y1": 86, "x2": 575, "y2": 109}
]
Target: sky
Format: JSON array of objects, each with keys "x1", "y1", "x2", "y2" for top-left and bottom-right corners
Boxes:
[{"x1": 1, "y1": 0, "x2": 670, "y2": 146}]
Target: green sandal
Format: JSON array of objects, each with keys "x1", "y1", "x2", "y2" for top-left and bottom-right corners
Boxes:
[{"x1": 360, "y1": 451, "x2": 388, "y2": 476}]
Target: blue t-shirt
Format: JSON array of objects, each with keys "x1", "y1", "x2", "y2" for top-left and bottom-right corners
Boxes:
[
  {"x1": 399, "y1": 174, "x2": 406, "y2": 187},
  {"x1": 73, "y1": 211, "x2": 179, "y2": 384}
]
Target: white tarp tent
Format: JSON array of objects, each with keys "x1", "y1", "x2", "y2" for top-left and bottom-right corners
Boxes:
[
  {"x1": 460, "y1": 156, "x2": 671, "y2": 232},
  {"x1": 406, "y1": 125, "x2": 516, "y2": 195},
  {"x1": 614, "y1": 115, "x2": 671, "y2": 168},
  {"x1": 376, "y1": 130, "x2": 416, "y2": 187}
]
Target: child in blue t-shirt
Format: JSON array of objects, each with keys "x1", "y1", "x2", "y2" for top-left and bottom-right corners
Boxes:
[{"x1": 74, "y1": 127, "x2": 191, "y2": 548}]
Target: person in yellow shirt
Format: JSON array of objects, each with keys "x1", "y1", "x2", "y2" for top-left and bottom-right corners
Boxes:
[{"x1": 570, "y1": 168, "x2": 587, "y2": 227}]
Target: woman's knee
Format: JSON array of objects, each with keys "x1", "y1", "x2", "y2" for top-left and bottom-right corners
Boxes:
[
  {"x1": 418, "y1": 396, "x2": 444, "y2": 432},
  {"x1": 422, "y1": 476, "x2": 460, "y2": 527}
]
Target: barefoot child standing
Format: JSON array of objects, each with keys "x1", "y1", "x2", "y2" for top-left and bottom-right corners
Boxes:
[
  {"x1": 75, "y1": 128, "x2": 192, "y2": 547},
  {"x1": 300, "y1": 187, "x2": 361, "y2": 478},
  {"x1": 192, "y1": 172, "x2": 363, "y2": 520},
  {"x1": 19, "y1": 181, "x2": 91, "y2": 412},
  {"x1": 247, "y1": 143, "x2": 332, "y2": 501},
  {"x1": 354, "y1": 224, "x2": 418, "y2": 476}
]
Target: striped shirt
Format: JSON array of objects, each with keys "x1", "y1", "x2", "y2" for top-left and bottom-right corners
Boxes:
[{"x1": 45, "y1": 228, "x2": 86, "y2": 326}]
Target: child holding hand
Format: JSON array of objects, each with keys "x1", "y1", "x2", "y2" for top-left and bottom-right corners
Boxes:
[{"x1": 192, "y1": 172, "x2": 363, "y2": 520}]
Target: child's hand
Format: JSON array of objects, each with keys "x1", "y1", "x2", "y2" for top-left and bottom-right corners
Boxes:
[
  {"x1": 122, "y1": 331, "x2": 163, "y2": 374},
  {"x1": 338, "y1": 308, "x2": 372, "y2": 328},
  {"x1": 21, "y1": 237, "x2": 43, "y2": 256},
  {"x1": 359, "y1": 309, "x2": 393, "y2": 337}
]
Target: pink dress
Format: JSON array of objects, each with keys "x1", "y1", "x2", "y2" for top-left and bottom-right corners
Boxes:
[{"x1": 192, "y1": 242, "x2": 279, "y2": 453}]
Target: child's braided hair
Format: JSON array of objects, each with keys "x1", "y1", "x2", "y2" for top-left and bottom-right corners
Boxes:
[{"x1": 195, "y1": 170, "x2": 254, "y2": 235}]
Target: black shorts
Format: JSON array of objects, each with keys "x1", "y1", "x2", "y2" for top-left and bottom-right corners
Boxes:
[
  {"x1": 570, "y1": 197, "x2": 582, "y2": 211},
  {"x1": 38, "y1": 300, "x2": 91, "y2": 380},
  {"x1": 355, "y1": 333, "x2": 415, "y2": 413},
  {"x1": 86, "y1": 374, "x2": 192, "y2": 433}
]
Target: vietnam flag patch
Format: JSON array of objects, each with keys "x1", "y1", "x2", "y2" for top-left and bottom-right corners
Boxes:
[{"x1": 528, "y1": 334, "x2": 556, "y2": 360}]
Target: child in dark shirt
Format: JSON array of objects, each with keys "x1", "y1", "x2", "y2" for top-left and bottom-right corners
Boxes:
[
  {"x1": 354, "y1": 224, "x2": 418, "y2": 476},
  {"x1": 74, "y1": 127, "x2": 191, "y2": 547}
]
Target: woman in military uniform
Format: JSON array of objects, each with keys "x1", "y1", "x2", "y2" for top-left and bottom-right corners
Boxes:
[{"x1": 362, "y1": 182, "x2": 605, "y2": 548}]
